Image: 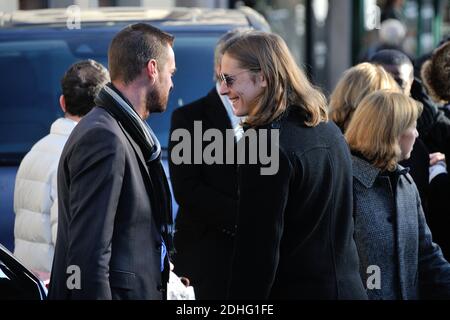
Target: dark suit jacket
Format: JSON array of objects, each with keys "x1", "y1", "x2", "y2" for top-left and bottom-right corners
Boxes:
[
  {"x1": 228, "y1": 107, "x2": 367, "y2": 300},
  {"x1": 428, "y1": 173, "x2": 450, "y2": 261},
  {"x1": 168, "y1": 88, "x2": 238, "y2": 299},
  {"x1": 48, "y1": 107, "x2": 166, "y2": 300}
]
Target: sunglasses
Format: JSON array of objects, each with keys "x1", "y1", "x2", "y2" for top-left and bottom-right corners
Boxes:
[{"x1": 219, "y1": 70, "x2": 251, "y2": 88}]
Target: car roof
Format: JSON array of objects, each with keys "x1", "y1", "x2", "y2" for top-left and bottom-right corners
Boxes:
[{"x1": 0, "y1": 6, "x2": 270, "y2": 32}]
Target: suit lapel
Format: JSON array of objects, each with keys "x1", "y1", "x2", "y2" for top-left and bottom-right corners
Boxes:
[
  {"x1": 119, "y1": 121, "x2": 150, "y2": 176},
  {"x1": 117, "y1": 121, "x2": 163, "y2": 228}
]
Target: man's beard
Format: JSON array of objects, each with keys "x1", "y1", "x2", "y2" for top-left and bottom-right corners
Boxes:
[{"x1": 146, "y1": 81, "x2": 169, "y2": 115}]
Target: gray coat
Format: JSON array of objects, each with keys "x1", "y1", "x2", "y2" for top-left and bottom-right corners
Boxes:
[{"x1": 352, "y1": 155, "x2": 450, "y2": 299}]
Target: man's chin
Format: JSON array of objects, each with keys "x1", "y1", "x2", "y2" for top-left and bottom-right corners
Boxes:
[
  {"x1": 152, "y1": 106, "x2": 167, "y2": 114},
  {"x1": 147, "y1": 104, "x2": 168, "y2": 115}
]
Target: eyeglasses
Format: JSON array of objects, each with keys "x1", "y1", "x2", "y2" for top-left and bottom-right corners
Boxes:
[{"x1": 219, "y1": 70, "x2": 250, "y2": 88}]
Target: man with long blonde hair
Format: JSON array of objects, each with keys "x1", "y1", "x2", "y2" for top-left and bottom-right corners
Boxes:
[{"x1": 219, "y1": 31, "x2": 367, "y2": 299}]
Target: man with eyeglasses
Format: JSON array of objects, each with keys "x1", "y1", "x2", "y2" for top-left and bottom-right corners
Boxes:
[{"x1": 168, "y1": 29, "x2": 247, "y2": 300}]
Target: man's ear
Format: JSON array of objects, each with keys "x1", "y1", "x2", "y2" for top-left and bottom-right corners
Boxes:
[
  {"x1": 146, "y1": 59, "x2": 158, "y2": 83},
  {"x1": 259, "y1": 72, "x2": 267, "y2": 88},
  {"x1": 59, "y1": 95, "x2": 67, "y2": 113}
]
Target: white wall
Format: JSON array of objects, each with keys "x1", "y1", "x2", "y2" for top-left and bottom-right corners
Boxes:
[
  {"x1": 0, "y1": 0, "x2": 229, "y2": 14},
  {"x1": 142, "y1": 0, "x2": 175, "y2": 7},
  {"x1": 0, "y1": 0, "x2": 18, "y2": 13},
  {"x1": 75, "y1": 0, "x2": 99, "y2": 8}
]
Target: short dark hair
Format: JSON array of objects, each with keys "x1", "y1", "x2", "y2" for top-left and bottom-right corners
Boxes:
[
  {"x1": 370, "y1": 49, "x2": 413, "y2": 91},
  {"x1": 60, "y1": 59, "x2": 110, "y2": 117},
  {"x1": 370, "y1": 49, "x2": 412, "y2": 67},
  {"x1": 421, "y1": 41, "x2": 450, "y2": 103},
  {"x1": 108, "y1": 23, "x2": 174, "y2": 84}
]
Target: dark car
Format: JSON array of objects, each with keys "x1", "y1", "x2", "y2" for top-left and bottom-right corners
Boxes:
[
  {"x1": 0, "y1": 244, "x2": 47, "y2": 299},
  {"x1": 0, "y1": 7, "x2": 270, "y2": 252}
]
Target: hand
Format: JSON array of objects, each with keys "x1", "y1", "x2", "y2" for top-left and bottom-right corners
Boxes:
[{"x1": 430, "y1": 152, "x2": 446, "y2": 166}]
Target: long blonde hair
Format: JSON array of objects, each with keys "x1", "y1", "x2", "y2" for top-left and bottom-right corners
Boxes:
[
  {"x1": 222, "y1": 31, "x2": 328, "y2": 127},
  {"x1": 329, "y1": 63, "x2": 401, "y2": 132},
  {"x1": 345, "y1": 91, "x2": 422, "y2": 171}
]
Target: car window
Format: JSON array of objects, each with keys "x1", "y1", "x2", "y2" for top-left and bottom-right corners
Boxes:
[
  {"x1": 0, "y1": 39, "x2": 75, "y2": 161},
  {"x1": 0, "y1": 28, "x2": 220, "y2": 163}
]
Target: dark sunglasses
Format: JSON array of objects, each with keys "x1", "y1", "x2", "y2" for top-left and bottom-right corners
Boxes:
[{"x1": 219, "y1": 70, "x2": 250, "y2": 88}]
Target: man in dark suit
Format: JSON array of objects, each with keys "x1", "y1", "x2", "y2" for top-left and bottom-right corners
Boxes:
[
  {"x1": 48, "y1": 23, "x2": 176, "y2": 300},
  {"x1": 168, "y1": 30, "x2": 245, "y2": 299}
]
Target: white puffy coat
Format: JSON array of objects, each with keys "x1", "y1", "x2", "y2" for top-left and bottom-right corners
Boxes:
[{"x1": 14, "y1": 118, "x2": 77, "y2": 273}]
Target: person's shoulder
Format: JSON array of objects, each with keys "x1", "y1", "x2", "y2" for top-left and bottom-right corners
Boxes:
[
  {"x1": 75, "y1": 108, "x2": 120, "y2": 134},
  {"x1": 281, "y1": 107, "x2": 344, "y2": 144},
  {"x1": 78, "y1": 107, "x2": 115, "y2": 125},
  {"x1": 66, "y1": 108, "x2": 124, "y2": 149}
]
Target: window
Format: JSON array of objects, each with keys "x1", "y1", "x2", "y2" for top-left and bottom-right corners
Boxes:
[
  {"x1": 19, "y1": 0, "x2": 48, "y2": 10},
  {"x1": 0, "y1": 27, "x2": 221, "y2": 162}
]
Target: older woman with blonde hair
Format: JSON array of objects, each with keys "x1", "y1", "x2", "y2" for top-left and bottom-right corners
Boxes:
[
  {"x1": 218, "y1": 30, "x2": 367, "y2": 299},
  {"x1": 329, "y1": 62, "x2": 401, "y2": 132},
  {"x1": 345, "y1": 90, "x2": 450, "y2": 299}
]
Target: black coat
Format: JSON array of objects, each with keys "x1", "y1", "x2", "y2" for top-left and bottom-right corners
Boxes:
[
  {"x1": 428, "y1": 173, "x2": 450, "y2": 261},
  {"x1": 168, "y1": 88, "x2": 238, "y2": 299},
  {"x1": 400, "y1": 138, "x2": 430, "y2": 213},
  {"x1": 48, "y1": 107, "x2": 167, "y2": 300},
  {"x1": 228, "y1": 106, "x2": 367, "y2": 300}
]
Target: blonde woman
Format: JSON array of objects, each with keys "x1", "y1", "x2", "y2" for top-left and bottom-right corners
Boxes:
[
  {"x1": 218, "y1": 31, "x2": 367, "y2": 299},
  {"x1": 329, "y1": 62, "x2": 401, "y2": 132},
  {"x1": 345, "y1": 90, "x2": 450, "y2": 299}
]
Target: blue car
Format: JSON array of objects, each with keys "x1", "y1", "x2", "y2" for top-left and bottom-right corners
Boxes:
[{"x1": 0, "y1": 6, "x2": 270, "y2": 252}]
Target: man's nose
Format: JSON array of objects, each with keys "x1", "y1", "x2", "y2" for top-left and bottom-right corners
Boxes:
[{"x1": 219, "y1": 80, "x2": 229, "y2": 95}]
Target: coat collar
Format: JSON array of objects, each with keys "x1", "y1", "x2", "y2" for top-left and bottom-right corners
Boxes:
[
  {"x1": 352, "y1": 155, "x2": 412, "y2": 188},
  {"x1": 352, "y1": 155, "x2": 380, "y2": 188},
  {"x1": 50, "y1": 117, "x2": 78, "y2": 136}
]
